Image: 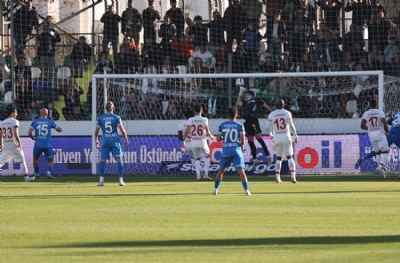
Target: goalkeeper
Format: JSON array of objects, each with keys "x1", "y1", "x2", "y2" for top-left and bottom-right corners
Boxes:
[{"x1": 235, "y1": 79, "x2": 273, "y2": 168}]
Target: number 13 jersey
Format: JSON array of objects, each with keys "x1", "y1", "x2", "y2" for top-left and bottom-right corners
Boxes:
[{"x1": 267, "y1": 109, "x2": 295, "y2": 143}]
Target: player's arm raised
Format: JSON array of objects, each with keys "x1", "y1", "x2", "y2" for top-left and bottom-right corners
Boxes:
[
  {"x1": 263, "y1": 102, "x2": 273, "y2": 113},
  {"x1": 118, "y1": 124, "x2": 129, "y2": 145}
]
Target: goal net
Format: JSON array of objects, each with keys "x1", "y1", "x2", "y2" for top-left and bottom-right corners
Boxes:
[{"x1": 90, "y1": 71, "x2": 399, "y2": 177}]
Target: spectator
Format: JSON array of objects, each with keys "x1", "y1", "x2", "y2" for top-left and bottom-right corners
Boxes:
[
  {"x1": 315, "y1": 58, "x2": 329, "y2": 72},
  {"x1": 66, "y1": 104, "x2": 88, "y2": 121},
  {"x1": 70, "y1": 36, "x2": 92, "y2": 78},
  {"x1": 297, "y1": 0, "x2": 316, "y2": 28},
  {"x1": 46, "y1": 101, "x2": 60, "y2": 121},
  {"x1": 26, "y1": 100, "x2": 40, "y2": 120},
  {"x1": 0, "y1": 51, "x2": 11, "y2": 82},
  {"x1": 142, "y1": 36, "x2": 161, "y2": 67},
  {"x1": 188, "y1": 45, "x2": 216, "y2": 69},
  {"x1": 13, "y1": 1, "x2": 39, "y2": 58},
  {"x1": 344, "y1": 24, "x2": 364, "y2": 52},
  {"x1": 159, "y1": 15, "x2": 177, "y2": 57},
  {"x1": 172, "y1": 33, "x2": 194, "y2": 65},
  {"x1": 101, "y1": 5, "x2": 121, "y2": 57},
  {"x1": 316, "y1": 0, "x2": 342, "y2": 31},
  {"x1": 359, "y1": 56, "x2": 371, "y2": 71},
  {"x1": 373, "y1": 53, "x2": 392, "y2": 75},
  {"x1": 368, "y1": 44, "x2": 380, "y2": 66},
  {"x1": 14, "y1": 55, "x2": 31, "y2": 83},
  {"x1": 258, "y1": 54, "x2": 276, "y2": 73},
  {"x1": 95, "y1": 50, "x2": 114, "y2": 74},
  {"x1": 265, "y1": 12, "x2": 286, "y2": 62},
  {"x1": 119, "y1": 90, "x2": 139, "y2": 119},
  {"x1": 345, "y1": 0, "x2": 370, "y2": 33},
  {"x1": 369, "y1": 10, "x2": 390, "y2": 52},
  {"x1": 37, "y1": 15, "x2": 56, "y2": 35},
  {"x1": 121, "y1": 0, "x2": 142, "y2": 51},
  {"x1": 384, "y1": 38, "x2": 400, "y2": 63},
  {"x1": 114, "y1": 44, "x2": 136, "y2": 74},
  {"x1": 319, "y1": 31, "x2": 342, "y2": 71},
  {"x1": 232, "y1": 41, "x2": 251, "y2": 73},
  {"x1": 141, "y1": 66, "x2": 159, "y2": 99},
  {"x1": 343, "y1": 51, "x2": 355, "y2": 71},
  {"x1": 369, "y1": 0, "x2": 386, "y2": 23},
  {"x1": 164, "y1": 102, "x2": 180, "y2": 120},
  {"x1": 165, "y1": 0, "x2": 185, "y2": 36},
  {"x1": 207, "y1": 10, "x2": 226, "y2": 56},
  {"x1": 32, "y1": 71, "x2": 53, "y2": 106},
  {"x1": 289, "y1": 23, "x2": 308, "y2": 63},
  {"x1": 352, "y1": 62, "x2": 370, "y2": 98},
  {"x1": 57, "y1": 79, "x2": 84, "y2": 118},
  {"x1": 142, "y1": 0, "x2": 161, "y2": 44},
  {"x1": 350, "y1": 41, "x2": 368, "y2": 64},
  {"x1": 291, "y1": 7, "x2": 313, "y2": 37},
  {"x1": 223, "y1": 0, "x2": 247, "y2": 47},
  {"x1": 391, "y1": 52, "x2": 400, "y2": 77},
  {"x1": 132, "y1": 100, "x2": 153, "y2": 120},
  {"x1": 243, "y1": 21, "x2": 263, "y2": 62},
  {"x1": 184, "y1": 17, "x2": 194, "y2": 40},
  {"x1": 217, "y1": 44, "x2": 228, "y2": 66},
  {"x1": 188, "y1": 16, "x2": 209, "y2": 51},
  {"x1": 297, "y1": 52, "x2": 313, "y2": 72},
  {"x1": 146, "y1": 93, "x2": 163, "y2": 120},
  {"x1": 15, "y1": 79, "x2": 31, "y2": 120},
  {"x1": 37, "y1": 25, "x2": 61, "y2": 72},
  {"x1": 281, "y1": 57, "x2": 295, "y2": 72}
]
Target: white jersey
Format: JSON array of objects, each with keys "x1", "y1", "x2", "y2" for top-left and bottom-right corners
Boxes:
[
  {"x1": 267, "y1": 109, "x2": 296, "y2": 143},
  {"x1": 178, "y1": 120, "x2": 191, "y2": 148},
  {"x1": 187, "y1": 115, "x2": 209, "y2": 148},
  {"x1": 361, "y1": 109, "x2": 386, "y2": 140},
  {"x1": 0, "y1": 118, "x2": 20, "y2": 150},
  {"x1": 192, "y1": 50, "x2": 214, "y2": 68}
]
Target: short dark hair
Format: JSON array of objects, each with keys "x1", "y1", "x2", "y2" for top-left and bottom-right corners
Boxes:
[
  {"x1": 194, "y1": 103, "x2": 202, "y2": 113},
  {"x1": 247, "y1": 90, "x2": 255, "y2": 97},
  {"x1": 275, "y1": 99, "x2": 284, "y2": 109},
  {"x1": 227, "y1": 107, "x2": 238, "y2": 119},
  {"x1": 101, "y1": 50, "x2": 108, "y2": 56},
  {"x1": 370, "y1": 98, "x2": 377, "y2": 108},
  {"x1": 184, "y1": 108, "x2": 194, "y2": 119},
  {"x1": 7, "y1": 106, "x2": 16, "y2": 116}
]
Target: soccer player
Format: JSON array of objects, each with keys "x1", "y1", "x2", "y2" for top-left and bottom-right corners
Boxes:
[
  {"x1": 182, "y1": 103, "x2": 214, "y2": 181},
  {"x1": 266, "y1": 99, "x2": 298, "y2": 184},
  {"x1": 212, "y1": 107, "x2": 251, "y2": 195},
  {"x1": 178, "y1": 108, "x2": 195, "y2": 175},
  {"x1": 0, "y1": 106, "x2": 34, "y2": 182},
  {"x1": 236, "y1": 87, "x2": 273, "y2": 168},
  {"x1": 94, "y1": 101, "x2": 129, "y2": 186},
  {"x1": 28, "y1": 108, "x2": 62, "y2": 179},
  {"x1": 360, "y1": 99, "x2": 389, "y2": 178},
  {"x1": 355, "y1": 109, "x2": 400, "y2": 178}
]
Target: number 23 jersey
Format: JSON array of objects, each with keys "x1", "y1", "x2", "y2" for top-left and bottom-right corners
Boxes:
[{"x1": 187, "y1": 116, "x2": 208, "y2": 148}]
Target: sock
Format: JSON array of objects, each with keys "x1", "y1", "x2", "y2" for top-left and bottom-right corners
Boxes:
[
  {"x1": 34, "y1": 167, "x2": 39, "y2": 174},
  {"x1": 257, "y1": 138, "x2": 270, "y2": 156},
  {"x1": 380, "y1": 153, "x2": 388, "y2": 168},
  {"x1": 248, "y1": 141, "x2": 257, "y2": 159},
  {"x1": 117, "y1": 162, "x2": 124, "y2": 178},
  {"x1": 214, "y1": 180, "x2": 221, "y2": 189},
  {"x1": 99, "y1": 162, "x2": 105, "y2": 181},
  {"x1": 195, "y1": 160, "x2": 201, "y2": 179},
  {"x1": 47, "y1": 166, "x2": 53, "y2": 174},
  {"x1": 275, "y1": 160, "x2": 282, "y2": 179},
  {"x1": 375, "y1": 155, "x2": 381, "y2": 167},
  {"x1": 288, "y1": 158, "x2": 296, "y2": 178},
  {"x1": 242, "y1": 181, "x2": 249, "y2": 191},
  {"x1": 202, "y1": 157, "x2": 210, "y2": 177},
  {"x1": 21, "y1": 162, "x2": 28, "y2": 175},
  {"x1": 363, "y1": 151, "x2": 376, "y2": 160}
]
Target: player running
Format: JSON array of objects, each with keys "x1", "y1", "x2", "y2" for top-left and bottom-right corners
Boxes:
[
  {"x1": 28, "y1": 108, "x2": 62, "y2": 179},
  {"x1": 236, "y1": 87, "x2": 273, "y2": 169},
  {"x1": 355, "y1": 109, "x2": 400, "y2": 179},
  {"x1": 0, "y1": 106, "x2": 34, "y2": 182},
  {"x1": 359, "y1": 99, "x2": 389, "y2": 178},
  {"x1": 95, "y1": 101, "x2": 129, "y2": 186},
  {"x1": 266, "y1": 99, "x2": 298, "y2": 184},
  {"x1": 182, "y1": 104, "x2": 214, "y2": 181},
  {"x1": 212, "y1": 107, "x2": 251, "y2": 195}
]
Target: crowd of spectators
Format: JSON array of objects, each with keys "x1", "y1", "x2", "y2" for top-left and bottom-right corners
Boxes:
[{"x1": 1, "y1": 0, "x2": 400, "y2": 121}]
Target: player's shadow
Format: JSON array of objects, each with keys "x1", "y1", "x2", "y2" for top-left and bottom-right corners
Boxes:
[{"x1": 37, "y1": 235, "x2": 400, "y2": 249}]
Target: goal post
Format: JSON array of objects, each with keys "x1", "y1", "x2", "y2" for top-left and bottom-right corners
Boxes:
[{"x1": 91, "y1": 71, "x2": 386, "y2": 175}]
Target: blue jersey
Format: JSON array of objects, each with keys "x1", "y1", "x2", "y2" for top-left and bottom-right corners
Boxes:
[
  {"x1": 389, "y1": 111, "x2": 400, "y2": 135},
  {"x1": 218, "y1": 121, "x2": 244, "y2": 152},
  {"x1": 97, "y1": 113, "x2": 122, "y2": 148},
  {"x1": 30, "y1": 118, "x2": 58, "y2": 148}
]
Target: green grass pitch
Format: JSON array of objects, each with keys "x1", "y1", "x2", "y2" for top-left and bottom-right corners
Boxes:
[{"x1": 1, "y1": 174, "x2": 400, "y2": 263}]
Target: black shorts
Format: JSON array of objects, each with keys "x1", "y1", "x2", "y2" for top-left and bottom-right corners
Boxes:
[{"x1": 243, "y1": 117, "x2": 262, "y2": 137}]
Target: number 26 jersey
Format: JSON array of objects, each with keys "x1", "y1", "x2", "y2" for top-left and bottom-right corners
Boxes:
[{"x1": 187, "y1": 116, "x2": 208, "y2": 148}]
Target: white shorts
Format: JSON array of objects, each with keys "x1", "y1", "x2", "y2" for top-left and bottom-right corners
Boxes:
[
  {"x1": 192, "y1": 147, "x2": 210, "y2": 160},
  {"x1": 273, "y1": 141, "x2": 293, "y2": 157},
  {"x1": 370, "y1": 138, "x2": 389, "y2": 153},
  {"x1": 186, "y1": 146, "x2": 195, "y2": 159},
  {"x1": 0, "y1": 148, "x2": 26, "y2": 164}
]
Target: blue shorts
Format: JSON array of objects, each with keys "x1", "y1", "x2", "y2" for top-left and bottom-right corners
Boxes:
[
  {"x1": 219, "y1": 148, "x2": 245, "y2": 170},
  {"x1": 388, "y1": 134, "x2": 400, "y2": 148},
  {"x1": 33, "y1": 147, "x2": 55, "y2": 160},
  {"x1": 100, "y1": 146, "x2": 123, "y2": 160}
]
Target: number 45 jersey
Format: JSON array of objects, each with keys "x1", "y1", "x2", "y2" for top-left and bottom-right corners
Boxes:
[
  {"x1": 30, "y1": 118, "x2": 58, "y2": 148},
  {"x1": 267, "y1": 109, "x2": 295, "y2": 143}
]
